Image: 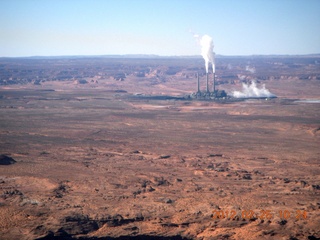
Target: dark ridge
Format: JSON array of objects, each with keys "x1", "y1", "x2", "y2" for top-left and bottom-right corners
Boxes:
[
  {"x1": 0, "y1": 155, "x2": 16, "y2": 165},
  {"x1": 35, "y1": 89, "x2": 55, "y2": 92}
]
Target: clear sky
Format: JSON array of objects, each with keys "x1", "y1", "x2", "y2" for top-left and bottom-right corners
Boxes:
[{"x1": 1, "y1": 0, "x2": 320, "y2": 57}]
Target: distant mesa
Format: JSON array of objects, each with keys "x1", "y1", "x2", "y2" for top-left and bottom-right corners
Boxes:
[{"x1": 0, "y1": 155, "x2": 17, "y2": 165}]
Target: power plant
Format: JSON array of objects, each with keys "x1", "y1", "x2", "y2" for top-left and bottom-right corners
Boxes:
[
  {"x1": 190, "y1": 72, "x2": 227, "y2": 100},
  {"x1": 188, "y1": 34, "x2": 228, "y2": 100},
  {"x1": 133, "y1": 33, "x2": 276, "y2": 101}
]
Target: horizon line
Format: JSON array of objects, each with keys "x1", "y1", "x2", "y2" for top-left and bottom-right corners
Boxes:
[{"x1": 1, "y1": 53, "x2": 320, "y2": 59}]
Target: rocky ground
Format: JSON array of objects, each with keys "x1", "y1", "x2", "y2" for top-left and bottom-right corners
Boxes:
[{"x1": 0, "y1": 60, "x2": 319, "y2": 239}]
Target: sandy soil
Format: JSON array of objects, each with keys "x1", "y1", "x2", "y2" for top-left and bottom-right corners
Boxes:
[{"x1": 0, "y1": 75, "x2": 319, "y2": 239}]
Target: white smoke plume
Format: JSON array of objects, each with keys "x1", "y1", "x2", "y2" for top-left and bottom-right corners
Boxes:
[
  {"x1": 232, "y1": 81, "x2": 276, "y2": 98},
  {"x1": 245, "y1": 65, "x2": 256, "y2": 73},
  {"x1": 200, "y1": 35, "x2": 215, "y2": 73},
  {"x1": 193, "y1": 33, "x2": 215, "y2": 74}
]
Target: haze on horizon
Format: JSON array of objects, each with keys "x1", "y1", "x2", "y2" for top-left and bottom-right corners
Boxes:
[{"x1": 1, "y1": 0, "x2": 320, "y2": 57}]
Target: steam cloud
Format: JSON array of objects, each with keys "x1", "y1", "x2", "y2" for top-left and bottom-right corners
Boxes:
[
  {"x1": 194, "y1": 33, "x2": 215, "y2": 73},
  {"x1": 245, "y1": 65, "x2": 255, "y2": 73},
  {"x1": 232, "y1": 81, "x2": 276, "y2": 98}
]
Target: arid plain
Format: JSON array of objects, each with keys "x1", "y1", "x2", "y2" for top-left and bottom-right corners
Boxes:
[{"x1": 0, "y1": 56, "x2": 319, "y2": 239}]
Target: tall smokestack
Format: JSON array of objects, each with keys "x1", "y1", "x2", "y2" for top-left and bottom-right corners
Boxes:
[
  {"x1": 197, "y1": 72, "x2": 200, "y2": 93},
  {"x1": 213, "y1": 73, "x2": 215, "y2": 92},
  {"x1": 206, "y1": 73, "x2": 209, "y2": 92}
]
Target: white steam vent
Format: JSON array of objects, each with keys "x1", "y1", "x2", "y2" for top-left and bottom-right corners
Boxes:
[{"x1": 232, "y1": 81, "x2": 276, "y2": 98}]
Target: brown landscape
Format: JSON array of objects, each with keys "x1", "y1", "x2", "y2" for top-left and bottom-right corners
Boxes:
[{"x1": 0, "y1": 56, "x2": 319, "y2": 239}]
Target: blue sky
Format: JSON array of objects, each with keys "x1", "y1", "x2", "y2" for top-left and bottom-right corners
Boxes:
[{"x1": 1, "y1": 0, "x2": 320, "y2": 57}]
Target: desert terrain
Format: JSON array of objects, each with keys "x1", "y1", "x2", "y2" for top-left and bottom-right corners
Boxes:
[{"x1": 0, "y1": 56, "x2": 319, "y2": 239}]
